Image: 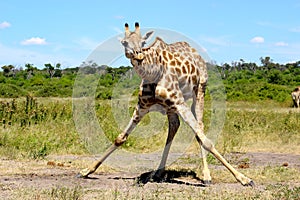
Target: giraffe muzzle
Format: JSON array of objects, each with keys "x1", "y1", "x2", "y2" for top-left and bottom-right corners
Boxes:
[{"x1": 136, "y1": 53, "x2": 144, "y2": 60}]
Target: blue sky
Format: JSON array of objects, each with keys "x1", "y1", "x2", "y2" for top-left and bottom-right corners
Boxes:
[{"x1": 1, "y1": 0, "x2": 300, "y2": 68}]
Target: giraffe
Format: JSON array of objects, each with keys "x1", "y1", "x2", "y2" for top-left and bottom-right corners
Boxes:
[
  {"x1": 291, "y1": 86, "x2": 300, "y2": 108},
  {"x1": 78, "y1": 22, "x2": 254, "y2": 186}
]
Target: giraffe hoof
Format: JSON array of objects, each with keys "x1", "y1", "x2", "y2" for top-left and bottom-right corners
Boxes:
[
  {"x1": 245, "y1": 180, "x2": 255, "y2": 187},
  {"x1": 76, "y1": 168, "x2": 90, "y2": 178},
  {"x1": 202, "y1": 180, "x2": 212, "y2": 185},
  {"x1": 76, "y1": 173, "x2": 85, "y2": 178}
]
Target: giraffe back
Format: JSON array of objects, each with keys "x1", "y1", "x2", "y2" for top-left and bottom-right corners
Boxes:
[{"x1": 142, "y1": 37, "x2": 208, "y2": 101}]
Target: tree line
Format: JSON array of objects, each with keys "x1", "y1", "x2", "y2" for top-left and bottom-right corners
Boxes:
[
  {"x1": 1, "y1": 57, "x2": 299, "y2": 104},
  {"x1": 0, "y1": 61, "x2": 132, "y2": 98},
  {"x1": 214, "y1": 57, "x2": 300, "y2": 103}
]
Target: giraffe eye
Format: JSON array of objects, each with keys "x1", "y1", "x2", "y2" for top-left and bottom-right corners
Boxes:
[{"x1": 121, "y1": 40, "x2": 128, "y2": 46}]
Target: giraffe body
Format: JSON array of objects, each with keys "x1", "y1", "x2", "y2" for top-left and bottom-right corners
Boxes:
[{"x1": 78, "y1": 23, "x2": 254, "y2": 187}]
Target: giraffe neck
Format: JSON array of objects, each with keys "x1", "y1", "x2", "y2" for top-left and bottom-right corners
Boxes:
[{"x1": 131, "y1": 47, "x2": 165, "y2": 83}]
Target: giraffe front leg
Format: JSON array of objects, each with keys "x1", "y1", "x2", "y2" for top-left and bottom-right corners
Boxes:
[
  {"x1": 194, "y1": 83, "x2": 211, "y2": 184},
  {"x1": 77, "y1": 105, "x2": 148, "y2": 178},
  {"x1": 77, "y1": 144, "x2": 118, "y2": 178},
  {"x1": 201, "y1": 147, "x2": 212, "y2": 185},
  {"x1": 194, "y1": 131, "x2": 212, "y2": 185},
  {"x1": 177, "y1": 103, "x2": 254, "y2": 186}
]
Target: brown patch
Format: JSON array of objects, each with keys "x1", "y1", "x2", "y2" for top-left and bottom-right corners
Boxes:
[
  {"x1": 47, "y1": 161, "x2": 56, "y2": 166},
  {"x1": 163, "y1": 51, "x2": 168, "y2": 61},
  {"x1": 182, "y1": 66, "x2": 187, "y2": 74},
  {"x1": 191, "y1": 64, "x2": 195, "y2": 74},
  {"x1": 192, "y1": 48, "x2": 197, "y2": 53},
  {"x1": 185, "y1": 60, "x2": 190, "y2": 67},
  {"x1": 159, "y1": 55, "x2": 162, "y2": 63},
  {"x1": 176, "y1": 60, "x2": 182, "y2": 66},
  {"x1": 57, "y1": 163, "x2": 65, "y2": 167},
  {"x1": 168, "y1": 52, "x2": 173, "y2": 60},
  {"x1": 170, "y1": 92, "x2": 177, "y2": 99},
  {"x1": 170, "y1": 60, "x2": 176, "y2": 66},
  {"x1": 238, "y1": 162, "x2": 250, "y2": 169},
  {"x1": 175, "y1": 67, "x2": 181, "y2": 74},
  {"x1": 157, "y1": 89, "x2": 167, "y2": 99}
]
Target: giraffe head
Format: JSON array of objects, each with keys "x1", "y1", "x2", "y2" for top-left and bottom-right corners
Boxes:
[{"x1": 120, "y1": 22, "x2": 154, "y2": 61}]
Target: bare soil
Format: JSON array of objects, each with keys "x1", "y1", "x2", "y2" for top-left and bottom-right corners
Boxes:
[{"x1": 1, "y1": 152, "x2": 299, "y2": 199}]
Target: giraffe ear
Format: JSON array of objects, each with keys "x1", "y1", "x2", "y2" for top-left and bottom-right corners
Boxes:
[
  {"x1": 125, "y1": 23, "x2": 130, "y2": 37},
  {"x1": 142, "y1": 31, "x2": 154, "y2": 41}
]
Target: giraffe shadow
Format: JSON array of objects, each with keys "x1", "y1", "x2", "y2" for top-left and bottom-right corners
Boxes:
[{"x1": 134, "y1": 169, "x2": 207, "y2": 187}]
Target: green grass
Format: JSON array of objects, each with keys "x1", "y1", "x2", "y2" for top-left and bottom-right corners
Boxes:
[
  {"x1": 1, "y1": 98, "x2": 299, "y2": 159},
  {"x1": 0, "y1": 97, "x2": 86, "y2": 159},
  {"x1": 217, "y1": 102, "x2": 300, "y2": 154}
]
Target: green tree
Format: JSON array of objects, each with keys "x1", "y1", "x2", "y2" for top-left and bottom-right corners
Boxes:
[
  {"x1": 25, "y1": 63, "x2": 36, "y2": 79},
  {"x1": 1, "y1": 65, "x2": 14, "y2": 77},
  {"x1": 44, "y1": 63, "x2": 61, "y2": 78}
]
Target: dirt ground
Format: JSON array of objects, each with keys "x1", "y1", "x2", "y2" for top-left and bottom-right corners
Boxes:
[{"x1": 1, "y1": 152, "x2": 300, "y2": 199}]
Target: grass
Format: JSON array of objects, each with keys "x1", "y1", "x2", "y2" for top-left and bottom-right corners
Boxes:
[
  {"x1": 217, "y1": 101, "x2": 300, "y2": 154},
  {"x1": 1, "y1": 98, "x2": 300, "y2": 199},
  {"x1": 10, "y1": 186, "x2": 84, "y2": 200},
  {"x1": 1, "y1": 98, "x2": 299, "y2": 157},
  {"x1": 0, "y1": 97, "x2": 86, "y2": 159},
  {"x1": 6, "y1": 181, "x2": 300, "y2": 200}
]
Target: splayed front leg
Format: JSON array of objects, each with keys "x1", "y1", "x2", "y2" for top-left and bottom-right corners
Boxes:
[
  {"x1": 77, "y1": 105, "x2": 149, "y2": 178},
  {"x1": 201, "y1": 147, "x2": 212, "y2": 185},
  {"x1": 77, "y1": 144, "x2": 118, "y2": 178}
]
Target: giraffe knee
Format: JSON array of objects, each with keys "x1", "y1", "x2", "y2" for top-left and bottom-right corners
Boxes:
[
  {"x1": 200, "y1": 137, "x2": 214, "y2": 151},
  {"x1": 114, "y1": 135, "x2": 128, "y2": 147}
]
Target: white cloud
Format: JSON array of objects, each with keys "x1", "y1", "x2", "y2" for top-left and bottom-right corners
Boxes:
[
  {"x1": 21, "y1": 37, "x2": 47, "y2": 45},
  {"x1": 0, "y1": 21, "x2": 11, "y2": 29},
  {"x1": 250, "y1": 36, "x2": 265, "y2": 43},
  {"x1": 275, "y1": 42, "x2": 288, "y2": 47}
]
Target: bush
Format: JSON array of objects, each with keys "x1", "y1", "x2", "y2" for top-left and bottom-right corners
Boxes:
[{"x1": 0, "y1": 83, "x2": 27, "y2": 97}]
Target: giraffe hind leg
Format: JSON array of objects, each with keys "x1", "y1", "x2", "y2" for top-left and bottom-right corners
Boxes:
[
  {"x1": 152, "y1": 112, "x2": 180, "y2": 181},
  {"x1": 136, "y1": 112, "x2": 180, "y2": 184},
  {"x1": 177, "y1": 103, "x2": 254, "y2": 186}
]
